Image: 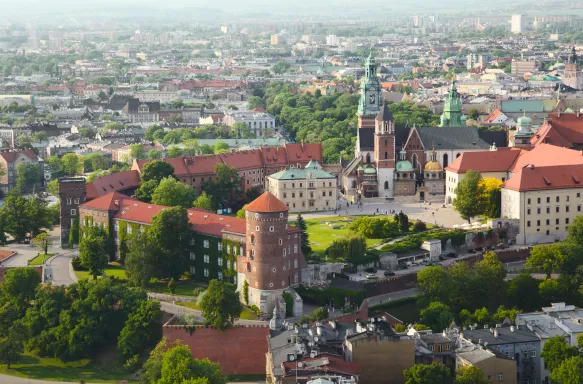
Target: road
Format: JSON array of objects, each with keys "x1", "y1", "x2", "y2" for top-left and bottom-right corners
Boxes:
[
  {"x1": 366, "y1": 288, "x2": 419, "y2": 307},
  {"x1": 46, "y1": 251, "x2": 77, "y2": 286}
]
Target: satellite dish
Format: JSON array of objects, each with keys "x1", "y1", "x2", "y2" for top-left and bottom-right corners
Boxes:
[
  {"x1": 295, "y1": 328, "x2": 299, "y2": 334},
  {"x1": 314, "y1": 336, "x2": 319, "y2": 342},
  {"x1": 298, "y1": 362, "x2": 303, "y2": 368},
  {"x1": 289, "y1": 355, "x2": 295, "y2": 361}
]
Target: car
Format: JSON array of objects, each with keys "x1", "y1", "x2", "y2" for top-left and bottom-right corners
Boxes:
[
  {"x1": 366, "y1": 274, "x2": 378, "y2": 279},
  {"x1": 438, "y1": 255, "x2": 445, "y2": 261},
  {"x1": 384, "y1": 271, "x2": 395, "y2": 276},
  {"x1": 468, "y1": 249, "x2": 476, "y2": 253},
  {"x1": 447, "y1": 252, "x2": 457, "y2": 258},
  {"x1": 365, "y1": 267, "x2": 377, "y2": 273}
]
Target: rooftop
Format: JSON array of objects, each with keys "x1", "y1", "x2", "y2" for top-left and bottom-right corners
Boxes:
[{"x1": 245, "y1": 192, "x2": 289, "y2": 213}]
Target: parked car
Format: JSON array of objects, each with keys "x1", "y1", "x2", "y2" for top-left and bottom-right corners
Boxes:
[
  {"x1": 438, "y1": 255, "x2": 445, "y2": 261},
  {"x1": 468, "y1": 249, "x2": 476, "y2": 254},
  {"x1": 447, "y1": 252, "x2": 457, "y2": 258},
  {"x1": 366, "y1": 274, "x2": 378, "y2": 279},
  {"x1": 365, "y1": 267, "x2": 377, "y2": 273},
  {"x1": 384, "y1": 271, "x2": 395, "y2": 276}
]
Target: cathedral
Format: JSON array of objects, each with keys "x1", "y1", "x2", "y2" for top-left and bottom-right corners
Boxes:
[{"x1": 342, "y1": 52, "x2": 498, "y2": 201}]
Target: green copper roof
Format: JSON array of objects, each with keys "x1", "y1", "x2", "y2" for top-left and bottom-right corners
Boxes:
[
  {"x1": 363, "y1": 167, "x2": 377, "y2": 174},
  {"x1": 396, "y1": 160, "x2": 414, "y2": 172},
  {"x1": 517, "y1": 115, "x2": 532, "y2": 126},
  {"x1": 439, "y1": 80, "x2": 465, "y2": 127},
  {"x1": 269, "y1": 161, "x2": 335, "y2": 180}
]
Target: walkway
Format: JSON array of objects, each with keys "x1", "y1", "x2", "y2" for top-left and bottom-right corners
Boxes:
[{"x1": 160, "y1": 301, "x2": 267, "y2": 326}]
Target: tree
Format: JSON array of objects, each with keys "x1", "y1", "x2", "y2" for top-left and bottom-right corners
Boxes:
[
  {"x1": 273, "y1": 61, "x2": 291, "y2": 74},
  {"x1": 507, "y1": 272, "x2": 542, "y2": 312},
  {"x1": 68, "y1": 217, "x2": 79, "y2": 248},
  {"x1": 151, "y1": 177, "x2": 196, "y2": 208},
  {"x1": 417, "y1": 266, "x2": 451, "y2": 305},
  {"x1": 527, "y1": 243, "x2": 563, "y2": 278},
  {"x1": 145, "y1": 124, "x2": 164, "y2": 141},
  {"x1": 468, "y1": 109, "x2": 480, "y2": 121},
  {"x1": 479, "y1": 178, "x2": 502, "y2": 218},
  {"x1": 453, "y1": 170, "x2": 486, "y2": 223},
  {"x1": 149, "y1": 207, "x2": 191, "y2": 280},
  {"x1": 129, "y1": 144, "x2": 146, "y2": 161},
  {"x1": 404, "y1": 363, "x2": 451, "y2": 384},
  {"x1": 103, "y1": 122, "x2": 124, "y2": 131},
  {"x1": 294, "y1": 214, "x2": 311, "y2": 255},
  {"x1": 200, "y1": 280, "x2": 242, "y2": 331},
  {"x1": 213, "y1": 141, "x2": 230, "y2": 154},
  {"x1": 236, "y1": 205, "x2": 247, "y2": 218},
  {"x1": 141, "y1": 341, "x2": 226, "y2": 384},
  {"x1": 233, "y1": 122, "x2": 255, "y2": 139},
  {"x1": 135, "y1": 179, "x2": 158, "y2": 203},
  {"x1": 398, "y1": 211, "x2": 409, "y2": 232},
  {"x1": 1, "y1": 267, "x2": 41, "y2": 304},
  {"x1": 566, "y1": 215, "x2": 583, "y2": 246},
  {"x1": 148, "y1": 149, "x2": 163, "y2": 159},
  {"x1": 542, "y1": 335, "x2": 580, "y2": 372},
  {"x1": 167, "y1": 146, "x2": 183, "y2": 158},
  {"x1": 62, "y1": 153, "x2": 83, "y2": 176},
  {"x1": 0, "y1": 324, "x2": 24, "y2": 369},
  {"x1": 117, "y1": 300, "x2": 161, "y2": 358},
  {"x1": 552, "y1": 356, "x2": 583, "y2": 384},
  {"x1": 202, "y1": 164, "x2": 242, "y2": 210},
  {"x1": 32, "y1": 232, "x2": 52, "y2": 255},
  {"x1": 126, "y1": 232, "x2": 159, "y2": 287},
  {"x1": 247, "y1": 96, "x2": 264, "y2": 110},
  {"x1": 193, "y1": 192, "x2": 214, "y2": 212},
  {"x1": 454, "y1": 366, "x2": 489, "y2": 384},
  {"x1": 79, "y1": 228, "x2": 108, "y2": 279},
  {"x1": 141, "y1": 160, "x2": 175, "y2": 183},
  {"x1": 419, "y1": 302, "x2": 454, "y2": 333}
]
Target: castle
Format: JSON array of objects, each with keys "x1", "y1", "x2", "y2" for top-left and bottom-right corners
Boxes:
[{"x1": 58, "y1": 177, "x2": 304, "y2": 316}]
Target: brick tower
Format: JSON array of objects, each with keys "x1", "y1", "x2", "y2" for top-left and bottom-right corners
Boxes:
[
  {"x1": 58, "y1": 177, "x2": 86, "y2": 246},
  {"x1": 237, "y1": 192, "x2": 304, "y2": 316},
  {"x1": 374, "y1": 102, "x2": 396, "y2": 197}
]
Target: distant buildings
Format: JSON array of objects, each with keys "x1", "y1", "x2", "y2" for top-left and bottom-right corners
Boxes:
[
  {"x1": 510, "y1": 14, "x2": 525, "y2": 34},
  {"x1": 123, "y1": 98, "x2": 160, "y2": 123},
  {"x1": 223, "y1": 110, "x2": 276, "y2": 138},
  {"x1": 0, "y1": 150, "x2": 43, "y2": 192},
  {"x1": 563, "y1": 48, "x2": 583, "y2": 91},
  {"x1": 511, "y1": 60, "x2": 538, "y2": 78}
]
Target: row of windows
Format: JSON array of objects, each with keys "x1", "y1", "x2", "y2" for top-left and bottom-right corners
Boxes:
[
  {"x1": 527, "y1": 218, "x2": 570, "y2": 227},
  {"x1": 282, "y1": 191, "x2": 334, "y2": 198},
  {"x1": 65, "y1": 198, "x2": 80, "y2": 205},
  {"x1": 283, "y1": 182, "x2": 335, "y2": 188},
  {"x1": 527, "y1": 206, "x2": 581, "y2": 215},
  {"x1": 286, "y1": 201, "x2": 331, "y2": 208},
  {"x1": 429, "y1": 344, "x2": 451, "y2": 352},
  {"x1": 528, "y1": 194, "x2": 581, "y2": 205},
  {"x1": 244, "y1": 121, "x2": 274, "y2": 129},
  {"x1": 188, "y1": 266, "x2": 224, "y2": 280},
  {"x1": 189, "y1": 252, "x2": 237, "y2": 269}
]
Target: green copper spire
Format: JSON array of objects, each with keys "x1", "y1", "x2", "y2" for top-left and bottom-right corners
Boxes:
[
  {"x1": 439, "y1": 79, "x2": 466, "y2": 127},
  {"x1": 357, "y1": 47, "x2": 381, "y2": 117}
]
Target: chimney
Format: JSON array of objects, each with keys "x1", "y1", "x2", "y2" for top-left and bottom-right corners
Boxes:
[
  {"x1": 494, "y1": 329, "x2": 499, "y2": 338},
  {"x1": 478, "y1": 338, "x2": 483, "y2": 345},
  {"x1": 114, "y1": 199, "x2": 119, "y2": 207},
  {"x1": 510, "y1": 326, "x2": 515, "y2": 332}
]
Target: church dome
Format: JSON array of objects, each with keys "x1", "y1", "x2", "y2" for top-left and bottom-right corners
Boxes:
[
  {"x1": 396, "y1": 159, "x2": 414, "y2": 172},
  {"x1": 517, "y1": 115, "x2": 532, "y2": 126},
  {"x1": 424, "y1": 160, "x2": 443, "y2": 172}
]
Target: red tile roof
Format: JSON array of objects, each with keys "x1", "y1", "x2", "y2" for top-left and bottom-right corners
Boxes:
[
  {"x1": 0, "y1": 250, "x2": 16, "y2": 263},
  {"x1": 220, "y1": 149, "x2": 263, "y2": 170},
  {"x1": 543, "y1": 113, "x2": 583, "y2": 145},
  {"x1": 503, "y1": 164, "x2": 583, "y2": 192},
  {"x1": 261, "y1": 145, "x2": 289, "y2": 166},
  {"x1": 81, "y1": 191, "x2": 131, "y2": 211},
  {"x1": 85, "y1": 170, "x2": 141, "y2": 200},
  {"x1": 530, "y1": 122, "x2": 574, "y2": 148},
  {"x1": 484, "y1": 109, "x2": 504, "y2": 123},
  {"x1": 282, "y1": 353, "x2": 361, "y2": 376},
  {"x1": 250, "y1": 107, "x2": 266, "y2": 113},
  {"x1": 445, "y1": 150, "x2": 522, "y2": 173},
  {"x1": 509, "y1": 143, "x2": 583, "y2": 172},
  {"x1": 0, "y1": 149, "x2": 38, "y2": 163},
  {"x1": 245, "y1": 192, "x2": 288, "y2": 213},
  {"x1": 284, "y1": 143, "x2": 323, "y2": 164}
]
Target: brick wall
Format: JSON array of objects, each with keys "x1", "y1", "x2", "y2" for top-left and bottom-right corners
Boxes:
[{"x1": 163, "y1": 323, "x2": 269, "y2": 375}]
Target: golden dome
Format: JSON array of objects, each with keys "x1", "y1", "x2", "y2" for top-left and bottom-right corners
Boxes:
[{"x1": 424, "y1": 161, "x2": 443, "y2": 172}]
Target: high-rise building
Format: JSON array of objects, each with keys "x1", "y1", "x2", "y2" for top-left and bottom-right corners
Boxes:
[{"x1": 511, "y1": 14, "x2": 525, "y2": 34}]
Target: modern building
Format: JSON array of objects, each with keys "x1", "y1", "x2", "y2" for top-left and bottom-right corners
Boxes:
[
  {"x1": 511, "y1": 14, "x2": 525, "y2": 34},
  {"x1": 223, "y1": 111, "x2": 276, "y2": 138},
  {"x1": 511, "y1": 60, "x2": 538, "y2": 78},
  {"x1": 266, "y1": 160, "x2": 338, "y2": 213}
]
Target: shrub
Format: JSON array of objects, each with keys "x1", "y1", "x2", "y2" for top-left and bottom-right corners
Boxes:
[
  {"x1": 192, "y1": 287, "x2": 205, "y2": 298},
  {"x1": 123, "y1": 354, "x2": 140, "y2": 372},
  {"x1": 243, "y1": 280, "x2": 249, "y2": 305},
  {"x1": 282, "y1": 291, "x2": 294, "y2": 317},
  {"x1": 249, "y1": 305, "x2": 260, "y2": 316},
  {"x1": 167, "y1": 278, "x2": 176, "y2": 294},
  {"x1": 71, "y1": 256, "x2": 86, "y2": 271},
  {"x1": 413, "y1": 221, "x2": 427, "y2": 232}
]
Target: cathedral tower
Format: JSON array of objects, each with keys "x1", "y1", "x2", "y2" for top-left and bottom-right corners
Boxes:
[
  {"x1": 563, "y1": 47, "x2": 583, "y2": 90},
  {"x1": 439, "y1": 80, "x2": 466, "y2": 127},
  {"x1": 357, "y1": 50, "x2": 382, "y2": 129},
  {"x1": 374, "y1": 103, "x2": 395, "y2": 197},
  {"x1": 238, "y1": 192, "x2": 304, "y2": 316}
]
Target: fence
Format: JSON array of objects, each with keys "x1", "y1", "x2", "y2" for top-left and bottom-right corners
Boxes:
[{"x1": 147, "y1": 292, "x2": 197, "y2": 303}]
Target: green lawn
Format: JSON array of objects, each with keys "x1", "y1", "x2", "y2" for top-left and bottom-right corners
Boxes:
[
  {"x1": 176, "y1": 302, "x2": 259, "y2": 321},
  {"x1": 0, "y1": 352, "x2": 131, "y2": 383},
  {"x1": 75, "y1": 264, "x2": 128, "y2": 281},
  {"x1": 28, "y1": 253, "x2": 56, "y2": 266},
  {"x1": 304, "y1": 216, "x2": 384, "y2": 256},
  {"x1": 146, "y1": 280, "x2": 205, "y2": 296}
]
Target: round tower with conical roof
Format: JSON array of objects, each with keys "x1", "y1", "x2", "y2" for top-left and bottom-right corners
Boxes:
[{"x1": 238, "y1": 192, "x2": 304, "y2": 316}]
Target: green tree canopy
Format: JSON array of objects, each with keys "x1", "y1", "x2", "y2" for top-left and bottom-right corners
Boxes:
[
  {"x1": 453, "y1": 170, "x2": 486, "y2": 223},
  {"x1": 149, "y1": 207, "x2": 191, "y2": 280},
  {"x1": 419, "y1": 302, "x2": 454, "y2": 333},
  {"x1": 199, "y1": 279, "x2": 242, "y2": 331},
  {"x1": 454, "y1": 366, "x2": 489, "y2": 384},
  {"x1": 541, "y1": 335, "x2": 580, "y2": 373},
  {"x1": 404, "y1": 362, "x2": 451, "y2": 384},
  {"x1": 193, "y1": 191, "x2": 214, "y2": 212},
  {"x1": 79, "y1": 227, "x2": 109, "y2": 279},
  {"x1": 151, "y1": 177, "x2": 197, "y2": 208}
]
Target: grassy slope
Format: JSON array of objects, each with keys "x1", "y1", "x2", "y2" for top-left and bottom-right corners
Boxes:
[
  {"x1": 75, "y1": 264, "x2": 128, "y2": 281},
  {"x1": 28, "y1": 253, "x2": 56, "y2": 266}
]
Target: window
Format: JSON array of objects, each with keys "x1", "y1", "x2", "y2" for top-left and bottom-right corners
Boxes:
[
  {"x1": 71, "y1": 209, "x2": 76, "y2": 216},
  {"x1": 567, "y1": 206, "x2": 570, "y2": 212},
  {"x1": 329, "y1": 191, "x2": 332, "y2": 196},
  {"x1": 204, "y1": 269, "x2": 209, "y2": 277},
  {"x1": 114, "y1": 222, "x2": 119, "y2": 231},
  {"x1": 547, "y1": 197, "x2": 551, "y2": 203},
  {"x1": 218, "y1": 243, "x2": 222, "y2": 251},
  {"x1": 67, "y1": 198, "x2": 72, "y2": 205},
  {"x1": 567, "y1": 196, "x2": 570, "y2": 202},
  {"x1": 191, "y1": 238, "x2": 195, "y2": 245},
  {"x1": 189, "y1": 266, "x2": 195, "y2": 274},
  {"x1": 294, "y1": 272, "x2": 298, "y2": 283},
  {"x1": 527, "y1": 208, "x2": 531, "y2": 215},
  {"x1": 233, "y1": 261, "x2": 236, "y2": 270},
  {"x1": 446, "y1": 344, "x2": 451, "y2": 350},
  {"x1": 498, "y1": 374, "x2": 503, "y2": 381},
  {"x1": 537, "y1": 198, "x2": 541, "y2": 204},
  {"x1": 74, "y1": 198, "x2": 80, "y2": 204},
  {"x1": 294, "y1": 259, "x2": 298, "y2": 268},
  {"x1": 579, "y1": 206, "x2": 582, "y2": 212},
  {"x1": 566, "y1": 218, "x2": 570, "y2": 224},
  {"x1": 537, "y1": 220, "x2": 540, "y2": 226},
  {"x1": 226, "y1": 260, "x2": 231, "y2": 269},
  {"x1": 256, "y1": 226, "x2": 260, "y2": 231},
  {"x1": 531, "y1": 350, "x2": 536, "y2": 358},
  {"x1": 527, "y1": 221, "x2": 531, "y2": 227},
  {"x1": 251, "y1": 249, "x2": 255, "y2": 257},
  {"x1": 556, "y1": 219, "x2": 560, "y2": 225},
  {"x1": 322, "y1": 191, "x2": 326, "y2": 197},
  {"x1": 283, "y1": 193, "x2": 287, "y2": 198},
  {"x1": 300, "y1": 192, "x2": 303, "y2": 198},
  {"x1": 204, "y1": 255, "x2": 210, "y2": 263},
  {"x1": 578, "y1": 193, "x2": 581, "y2": 198},
  {"x1": 227, "y1": 245, "x2": 231, "y2": 254},
  {"x1": 557, "y1": 196, "x2": 560, "y2": 202},
  {"x1": 294, "y1": 244, "x2": 298, "y2": 253},
  {"x1": 218, "y1": 258, "x2": 223, "y2": 266},
  {"x1": 127, "y1": 225, "x2": 132, "y2": 234},
  {"x1": 556, "y1": 206, "x2": 560, "y2": 213},
  {"x1": 203, "y1": 240, "x2": 209, "y2": 248},
  {"x1": 190, "y1": 252, "x2": 196, "y2": 260},
  {"x1": 547, "y1": 207, "x2": 550, "y2": 214},
  {"x1": 430, "y1": 346, "x2": 435, "y2": 351},
  {"x1": 528, "y1": 198, "x2": 531, "y2": 204},
  {"x1": 218, "y1": 272, "x2": 223, "y2": 280},
  {"x1": 546, "y1": 219, "x2": 550, "y2": 225},
  {"x1": 279, "y1": 239, "x2": 283, "y2": 245},
  {"x1": 283, "y1": 248, "x2": 286, "y2": 256},
  {"x1": 270, "y1": 226, "x2": 274, "y2": 232},
  {"x1": 537, "y1": 208, "x2": 541, "y2": 214},
  {"x1": 292, "y1": 193, "x2": 295, "y2": 198}
]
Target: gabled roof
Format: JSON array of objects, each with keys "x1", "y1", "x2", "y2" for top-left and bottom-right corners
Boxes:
[
  {"x1": 261, "y1": 145, "x2": 288, "y2": 166},
  {"x1": 284, "y1": 143, "x2": 323, "y2": 164},
  {"x1": 541, "y1": 113, "x2": 583, "y2": 146},
  {"x1": 503, "y1": 164, "x2": 583, "y2": 192},
  {"x1": 85, "y1": 170, "x2": 141, "y2": 200},
  {"x1": 509, "y1": 143, "x2": 583, "y2": 173},
  {"x1": 220, "y1": 149, "x2": 263, "y2": 170},
  {"x1": 484, "y1": 109, "x2": 505, "y2": 123},
  {"x1": 245, "y1": 192, "x2": 288, "y2": 213},
  {"x1": 81, "y1": 191, "x2": 131, "y2": 211},
  {"x1": 446, "y1": 149, "x2": 521, "y2": 173},
  {"x1": 375, "y1": 103, "x2": 394, "y2": 121},
  {"x1": 530, "y1": 122, "x2": 573, "y2": 148},
  {"x1": 0, "y1": 149, "x2": 38, "y2": 163},
  {"x1": 415, "y1": 126, "x2": 490, "y2": 150}
]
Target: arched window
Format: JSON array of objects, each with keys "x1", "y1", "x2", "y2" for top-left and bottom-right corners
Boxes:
[
  {"x1": 412, "y1": 154, "x2": 418, "y2": 169},
  {"x1": 352, "y1": 180, "x2": 357, "y2": 188},
  {"x1": 384, "y1": 181, "x2": 389, "y2": 190},
  {"x1": 456, "y1": 153, "x2": 461, "y2": 159},
  {"x1": 366, "y1": 153, "x2": 371, "y2": 164},
  {"x1": 384, "y1": 151, "x2": 388, "y2": 160},
  {"x1": 384, "y1": 138, "x2": 388, "y2": 146},
  {"x1": 443, "y1": 154, "x2": 448, "y2": 168}
]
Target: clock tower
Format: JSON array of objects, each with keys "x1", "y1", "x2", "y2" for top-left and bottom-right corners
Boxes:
[{"x1": 357, "y1": 50, "x2": 382, "y2": 129}]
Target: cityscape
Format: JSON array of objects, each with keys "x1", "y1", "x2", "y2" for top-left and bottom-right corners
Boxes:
[{"x1": 1, "y1": 1, "x2": 583, "y2": 383}]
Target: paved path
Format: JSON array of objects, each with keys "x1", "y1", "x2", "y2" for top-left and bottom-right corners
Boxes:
[
  {"x1": 46, "y1": 251, "x2": 77, "y2": 286},
  {"x1": 160, "y1": 301, "x2": 268, "y2": 326},
  {"x1": 366, "y1": 288, "x2": 420, "y2": 307},
  {"x1": 0, "y1": 373, "x2": 101, "y2": 384}
]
